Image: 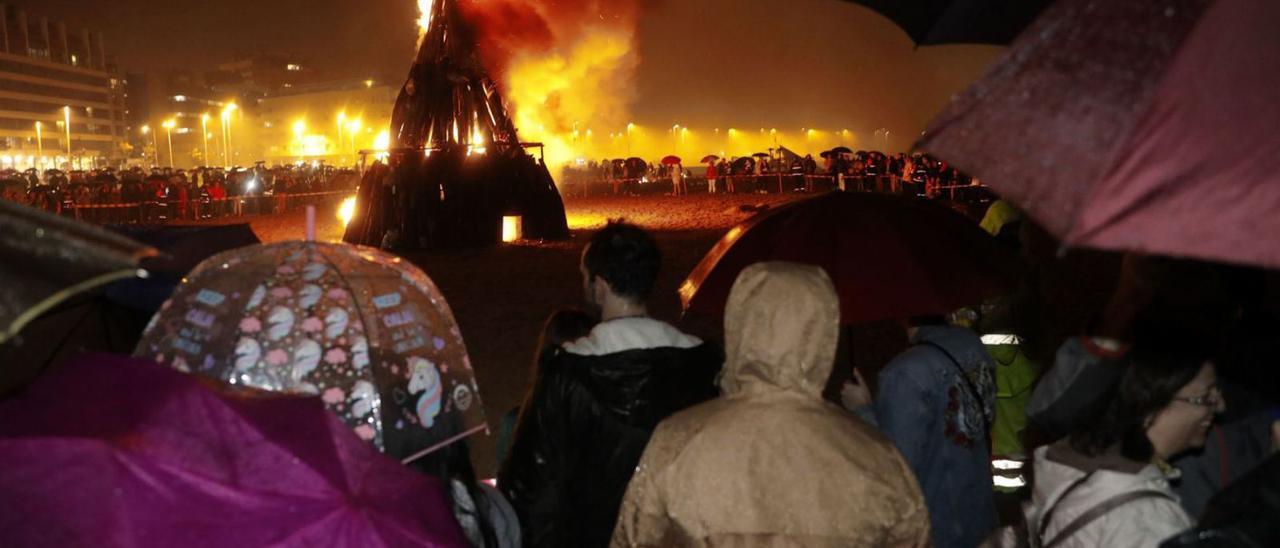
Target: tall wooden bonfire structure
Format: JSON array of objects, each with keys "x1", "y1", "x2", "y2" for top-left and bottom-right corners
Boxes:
[{"x1": 343, "y1": 0, "x2": 569, "y2": 248}]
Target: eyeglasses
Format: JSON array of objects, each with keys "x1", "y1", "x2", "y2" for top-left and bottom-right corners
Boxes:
[{"x1": 1172, "y1": 387, "x2": 1222, "y2": 408}]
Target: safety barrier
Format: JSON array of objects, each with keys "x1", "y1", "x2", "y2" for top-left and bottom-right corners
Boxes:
[{"x1": 40, "y1": 189, "x2": 356, "y2": 224}]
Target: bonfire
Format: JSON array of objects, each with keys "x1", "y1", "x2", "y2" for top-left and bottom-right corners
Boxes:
[{"x1": 343, "y1": 0, "x2": 570, "y2": 249}]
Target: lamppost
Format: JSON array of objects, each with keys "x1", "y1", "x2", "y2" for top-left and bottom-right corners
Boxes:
[
  {"x1": 874, "y1": 128, "x2": 891, "y2": 151},
  {"x1": 347, "y1": 118, "x2": 362, "y2": 165},
  {"x1": 336, "y1": 111, "x2": 346, "y2": 158},
  {"x1": 221, "y1": 102, "x2": 237, "y2": 168},
  {"x1": 162, "y1": 119, "x2": 176, "y2": 168},
  {"x1": 34, "y1": 121, "x2": 43, "y2": 170},
  {"x1": 141, "y1": 124, "x2": 158, "y2": 166},
  {"x1": 201, "y1": 113, "x2": 210, "y2": 167},
  {"x1": 62, "y1": 106, "x2": 72, "y2": 169}
]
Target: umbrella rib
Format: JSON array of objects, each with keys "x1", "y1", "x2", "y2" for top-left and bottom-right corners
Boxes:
[
  {"x1": 400, "y1": 423, "x2": 488, "y2": 464},
  {"x1": 2, "y1": 268, "x2": 144, "y2": 345}
]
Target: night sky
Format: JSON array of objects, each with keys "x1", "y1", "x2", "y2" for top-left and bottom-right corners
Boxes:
[{"x1": 17, "y1": 0, "x2": 1003, "y2": 144}]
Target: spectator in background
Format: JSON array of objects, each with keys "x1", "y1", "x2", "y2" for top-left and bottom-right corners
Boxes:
[{"x1": 671, "y1": 162, "x2": 686, "y2": 196}]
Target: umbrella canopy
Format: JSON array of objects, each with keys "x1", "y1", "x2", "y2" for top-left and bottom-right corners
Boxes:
[
  {"x1": 731, "y1": 157, "x2": 756, "y2": 172},
  {"x1": 661, "y1": 155, "x2": 682, "y2": 165},
  {"x1": 135, "y1": 240, "x2": 487, "y2": 463},
  {"x1": 842, "y1": 0, "x2": 1052, "y2": 46},
  {"x1": 0, "y1": 354, "x2": 467, "y2": 547},
  {"x1": 830, "y1": 146, "x2": 853, "y2": 155},
  {"x1": 919, "y1": 0, "x2": 1280, "y2": 268},
  {"x1": 700, "y1": 154, "x2": 720, "y2": 164},
  {"x1": 680, "y1": 192, "x2": 1019, "y2": 324},
  {"x1": 0, "y1": 199, "x2": 154, "y2": 344},
  {"x1": 751, "y1": 152, "x2": 770, "y2": 158}
]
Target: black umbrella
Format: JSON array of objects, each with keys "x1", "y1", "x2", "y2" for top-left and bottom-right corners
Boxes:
[
  {"x1": 841, "y1": 0, "x2": 1052, "y2": 46},
  {"x1": 752, "y1": 152, "x2": 770, "y2": 158},
  {"x1": 830, "y1": 146, "x2": 853, "y2": 154},
  {"x1": 700, "y1": 154, "x2": 720, "y2": 164}
]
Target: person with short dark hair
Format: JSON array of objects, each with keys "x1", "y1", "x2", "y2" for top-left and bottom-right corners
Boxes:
[{"x1": 499, "y1": 220, "x2": 721, "y2": 548}]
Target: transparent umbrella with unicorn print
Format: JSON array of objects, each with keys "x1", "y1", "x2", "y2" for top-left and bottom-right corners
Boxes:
[{"x1": 135, "y1": 240, "x2": 487, "y2": 463}]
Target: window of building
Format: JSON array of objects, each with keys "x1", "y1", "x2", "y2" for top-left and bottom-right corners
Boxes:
[{"x1": 0, "y1": 58, "x2": 106, "y2": 86}]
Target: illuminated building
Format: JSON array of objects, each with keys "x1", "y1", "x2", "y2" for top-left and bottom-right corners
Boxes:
[{"x1": 0, "y1": 4, "x2": 125, "y2": 170}]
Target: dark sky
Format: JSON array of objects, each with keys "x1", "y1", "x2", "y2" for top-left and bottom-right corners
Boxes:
[
  {"x1": 14, "y1": 0, "x2": 421, "y2": 78},
  {"x1": 18, "y1": 0, "x2": 1002, "y2": 146}
]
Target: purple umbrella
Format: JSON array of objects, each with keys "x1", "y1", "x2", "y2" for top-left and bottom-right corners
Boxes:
[{"x1": 0, "y1": 354, "x2": 467, "y2": 548}]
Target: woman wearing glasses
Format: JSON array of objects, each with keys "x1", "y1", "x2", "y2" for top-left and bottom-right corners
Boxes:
[{"x1": 1019, "y1": 342, "x2": 1224, "y2": 548}]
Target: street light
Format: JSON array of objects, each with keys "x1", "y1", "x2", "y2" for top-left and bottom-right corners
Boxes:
[
  {"x1": 221, "y1": 102, "x2": 237, "y2": 168},
  {"x1": 201, "y1": 114, "x2": 210, "y2": 167},
  {"x1": 336, "y1": 111, "x2": 346, "y2": 156},
  {"x1": 34, "y1": 121, "x2": 43, "y2": 170},
  {"x1": 141, "y1": 124, "x2": 158, "y2": 166},
  {"x1": 62, "y1": 106, "x2": 72, "y2": 169},
  {"x1": 162, "y1": 118, "x2": 176, "y2": 168},
  {"x1": 347, "y1": 118, "x2": 362, "y2": 158}
]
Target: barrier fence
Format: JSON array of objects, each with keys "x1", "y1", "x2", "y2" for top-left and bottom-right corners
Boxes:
[
  {"x1": 560, "y1": 173, "x2": 989, "y2": 201},
  {"x1": 45, "y1": 190, "x2": 355, "y2": 225}
]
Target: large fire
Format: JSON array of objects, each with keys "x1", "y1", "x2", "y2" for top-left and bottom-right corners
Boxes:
[
  {"x1": 450, "y1": 0, "x2": 641, "y2": 167},
  {"x1": 414, "y1": 1, "x2": 859, "y2": 168}
]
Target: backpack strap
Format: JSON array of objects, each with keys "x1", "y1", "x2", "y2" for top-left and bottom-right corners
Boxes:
[
  {"x1": 1041, "y1": 488, "x2": 1174, "y2": 548},
  {"x1": 1034, "y1": 470, "x2": 1096, "y2": 545}
]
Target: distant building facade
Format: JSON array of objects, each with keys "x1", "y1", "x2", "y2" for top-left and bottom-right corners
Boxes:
[{"x1": 0, "y1": 3, "x2": 125, "y2": 170}]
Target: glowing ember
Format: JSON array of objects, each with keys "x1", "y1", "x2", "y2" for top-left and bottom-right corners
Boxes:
[{"x1": 337, "y1": 196, "x2": 357, "y2": 229}]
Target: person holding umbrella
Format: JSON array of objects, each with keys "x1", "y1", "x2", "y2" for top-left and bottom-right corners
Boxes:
[
  {"x1": 702, "y1": 155, "x2": 719, "y2": 194},
  {"x1": 662, "y1": 156, "x2": 685, "y2": 196}
]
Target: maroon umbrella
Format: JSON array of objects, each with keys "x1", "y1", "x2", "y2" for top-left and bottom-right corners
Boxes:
[
  {"x1": 679, "y1": 192, "x2": 1019, "y2": 324},
  {"x1": 661, "y1": 155, "x2": 682, "y2": 165},
  {"x1": 0, "y1": 354, "x2": 467, "y2": 547},
  {"x1": 919, "y1": 0, "x2": 1280, "y2": 268}
]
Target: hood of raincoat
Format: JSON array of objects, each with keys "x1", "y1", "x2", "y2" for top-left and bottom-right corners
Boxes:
[{"x1": 720, "y1": 261, "x2": 839, "y2": 398}]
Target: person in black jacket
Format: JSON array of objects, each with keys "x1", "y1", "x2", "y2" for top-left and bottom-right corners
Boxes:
[{"x1": 497, "y1": 221, "x2": 721, "y2": 548}]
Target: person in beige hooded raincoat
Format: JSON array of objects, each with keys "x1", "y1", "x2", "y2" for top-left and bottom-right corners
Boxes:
[{"x1": 610, "y1": 262, "x2": 931, "y2": 547}]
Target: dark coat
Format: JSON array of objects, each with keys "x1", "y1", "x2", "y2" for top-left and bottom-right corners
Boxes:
[{"x1": 498, "y1": 343, "x2": 721, "y2": 548}]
